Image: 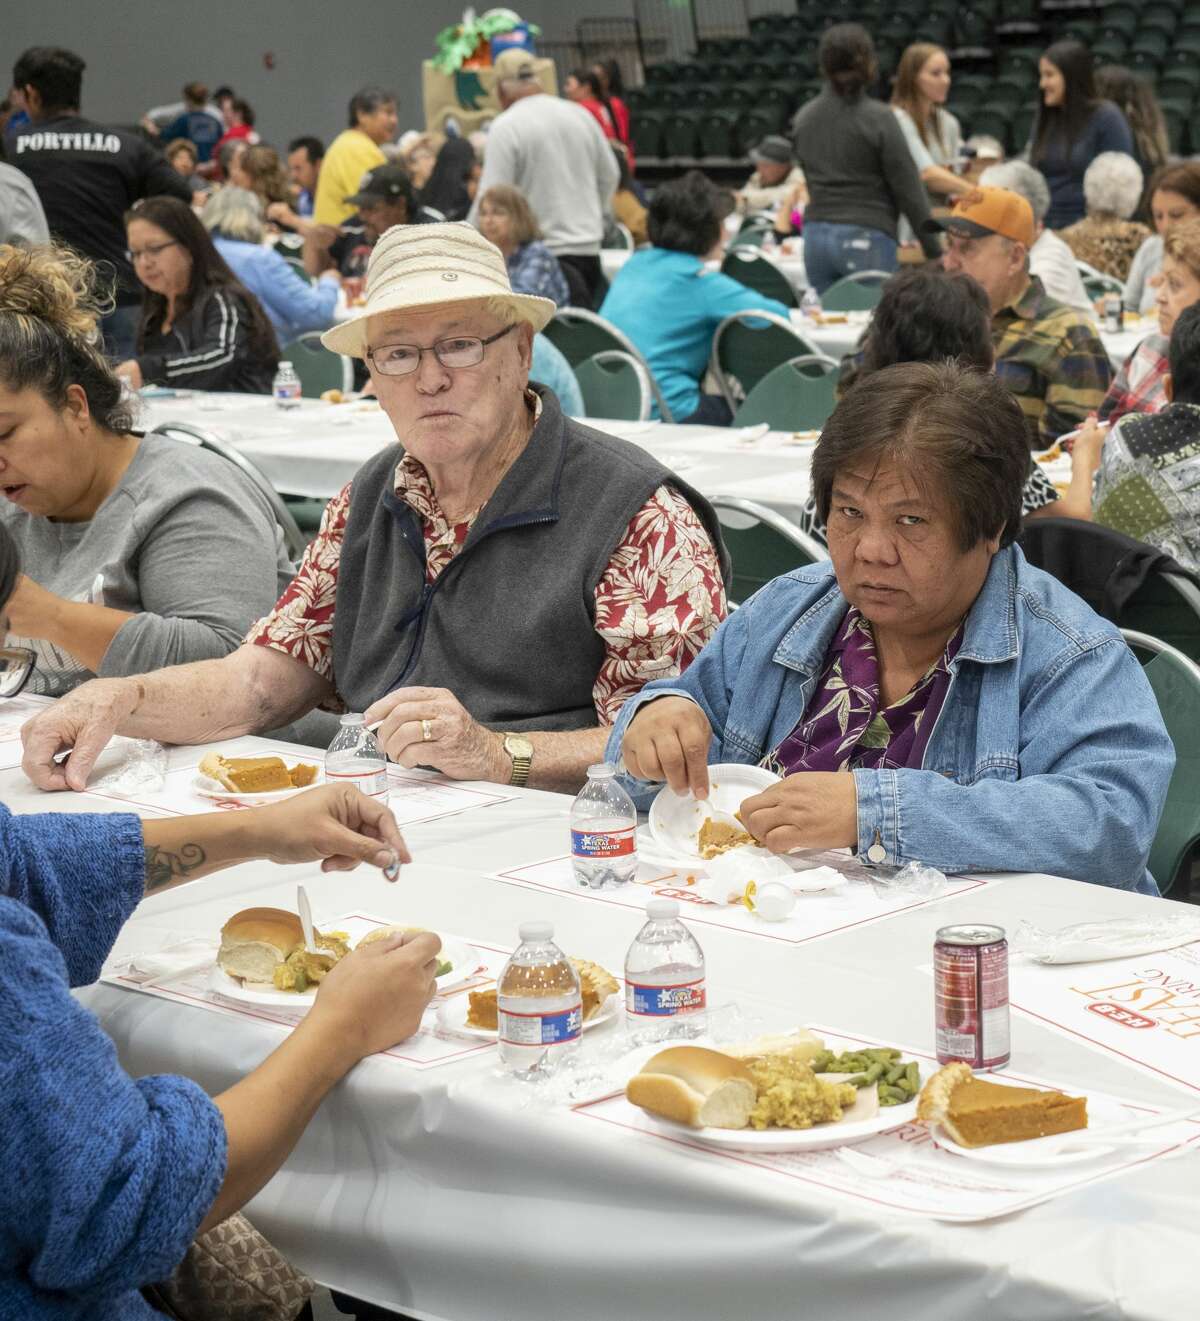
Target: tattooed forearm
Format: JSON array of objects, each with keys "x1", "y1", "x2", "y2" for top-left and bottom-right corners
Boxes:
[{"x1": 144, "y1": 842, "x2": 208, "y2": 893}]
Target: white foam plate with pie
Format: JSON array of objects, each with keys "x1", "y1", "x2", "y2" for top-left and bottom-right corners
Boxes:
[
  {"x1": 648, "y1": 764, "x2": 780, "y2": 864},
  {"x1": 642, "y1": 1094, "x2": 918, "y2": 1153},
  {"x1": 192, "y1": 770, "x2": 324, "y2": 805},
  {"x1": 208, "y1": 934, "x2": 477, "y2": 1008},
  {"x1": 436, "y1": 992, "x2": 619, "y2": 1039},
  {"x1": 930, "y1": 1086, "x2": 1130, "y2": 1169}
]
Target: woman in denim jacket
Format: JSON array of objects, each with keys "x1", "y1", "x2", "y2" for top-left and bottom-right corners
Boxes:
[{"x1": 609, "y1": 361, "x2": 1174, "y2": 893}]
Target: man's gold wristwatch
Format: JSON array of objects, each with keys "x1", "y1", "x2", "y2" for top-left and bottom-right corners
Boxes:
[{"x1": 502, "y1": 732, "x2": 534, "y2": 787}]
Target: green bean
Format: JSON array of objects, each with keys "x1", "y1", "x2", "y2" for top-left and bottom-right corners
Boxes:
[
  {"x1": 885, "y1": 1064, "x2": 905, "y2": 1085},
  {"x1": 906, "y1": 1061, "x2": 920, "y2": 1091}
]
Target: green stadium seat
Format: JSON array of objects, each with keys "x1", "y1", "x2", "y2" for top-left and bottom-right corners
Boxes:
[
  {"x1": 630, "y1": 112, "x2": 664, "y2": 159},
  {"x1": 662, "y1": 111, "x2": 700, "y2": 158},
  {"x1": 697, "y1": 110, "x2": 740, "y2": 158}
]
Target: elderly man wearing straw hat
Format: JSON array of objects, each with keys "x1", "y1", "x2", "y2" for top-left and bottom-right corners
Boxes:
[{"x1": 22, "y1": 223, "x2": 730, "y2": 793}]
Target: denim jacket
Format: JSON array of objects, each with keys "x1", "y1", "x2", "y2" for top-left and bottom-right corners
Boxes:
[{"x1": 606, "y1": 545, "x2": 1174, "y2": 893}]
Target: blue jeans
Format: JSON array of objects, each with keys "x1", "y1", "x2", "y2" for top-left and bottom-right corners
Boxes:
[{"x1": 803, "y1": 221, "x2": 898, "y2": 296}]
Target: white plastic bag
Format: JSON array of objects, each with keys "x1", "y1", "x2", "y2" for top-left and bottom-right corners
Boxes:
[
  {"x1": 1013, "y1": 915, "x2": 1200, "y2": 964},
  {"x1": 89, "y1": 737, "x2": 168, "y2": 797}
]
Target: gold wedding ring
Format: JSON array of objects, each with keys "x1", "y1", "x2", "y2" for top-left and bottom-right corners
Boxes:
[{"x1": 421, "y1": 718, "x2": 433, "y2": 742}]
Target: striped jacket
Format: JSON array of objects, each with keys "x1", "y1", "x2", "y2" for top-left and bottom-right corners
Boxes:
[
  {"x1": 993, "y1": 276, "x2": 1113, "y2": 449},
  {"x1": 136, "y1": 285, "x2": 277, "y2": 394}
]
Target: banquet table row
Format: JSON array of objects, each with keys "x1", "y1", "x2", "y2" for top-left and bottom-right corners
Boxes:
[
  {"x1": 1, "y1": 722, "x2": 1193, "y2": 1321},
  {"x1": 136, "y1": 392, "x2": 1073, "y2": 528}
]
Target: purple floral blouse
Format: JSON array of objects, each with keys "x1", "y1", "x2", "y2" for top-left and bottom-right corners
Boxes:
[{"x1": 763, "y1": 607, "x2": 964, "y2": 775}]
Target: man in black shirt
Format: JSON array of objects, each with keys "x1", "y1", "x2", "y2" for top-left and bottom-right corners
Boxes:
[{"x1": 9, "y1": 47, "x2": 190, "y2": 357}]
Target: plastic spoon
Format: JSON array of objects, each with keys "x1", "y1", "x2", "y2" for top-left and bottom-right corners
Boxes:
[{"x1": 296, "y1": 884, "x2": 319, "y2": 954}]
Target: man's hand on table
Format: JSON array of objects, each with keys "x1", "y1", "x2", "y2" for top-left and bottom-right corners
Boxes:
[
  {"x1": 365, "y1": 686, "x2": 509, "y2": 783},
  {"x1": 621, "y1": 697, "x2": 713, "y2": 798},
  {"x1": 21, "y1": 677, "x2": 141, "y2": 790},
  {"x1": 739, "y1": 772, "x2": 858, "y2": 853}
]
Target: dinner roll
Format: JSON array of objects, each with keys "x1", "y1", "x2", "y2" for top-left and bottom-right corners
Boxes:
[
  {"x1": 218, "y1": 907, "x2": 304, "y2": 983},
  {"x1": 626, "y1": 1046, "x2": 756, "y2": 1129}
]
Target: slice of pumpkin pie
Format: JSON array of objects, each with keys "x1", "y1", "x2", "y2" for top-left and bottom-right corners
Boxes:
[{"x1": 917, "y1": 1062, "x2": 1087, "y2": 1147}]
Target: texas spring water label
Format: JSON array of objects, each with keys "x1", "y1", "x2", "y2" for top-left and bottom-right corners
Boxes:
[
  {"x1": 570, "y1": 763, "x2": 639, "y2": 888},
  {"x1": 625, "y1": 977, "x2": 707, "y2": 1017},
  {"x1": 498, "y1": 1003, "x2": 584, "y2": 1047}
]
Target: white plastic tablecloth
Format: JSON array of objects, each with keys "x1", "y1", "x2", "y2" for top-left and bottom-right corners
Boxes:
[
  {"x1": 2, "y1": 737, "x2": 1193, "y2": 1318},
  {"x1": 601, "y1": 243, "x2": 810, "y2": 293},
  {"x1": 137, "y1": 394, "x2": 819, "y2": 524}
]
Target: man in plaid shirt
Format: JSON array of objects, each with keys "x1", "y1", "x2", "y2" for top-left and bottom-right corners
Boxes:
[{"x1": 930, "y1": 187, "x2": 1113, "y2": 448}]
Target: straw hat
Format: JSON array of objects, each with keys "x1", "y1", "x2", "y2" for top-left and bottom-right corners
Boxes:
[{"x1": 321, "y1": 221, "x2": 556, "y2": 358}]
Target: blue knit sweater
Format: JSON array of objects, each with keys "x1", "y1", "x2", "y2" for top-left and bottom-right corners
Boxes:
[{"x1": 0, "y1": 804, "x2": 227, "y2": 1318}]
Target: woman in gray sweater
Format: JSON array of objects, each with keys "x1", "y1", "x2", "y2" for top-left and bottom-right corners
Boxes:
[
  {"x1": 0, "y1": 242, "x2": 292, "y2": 696},
  {"x1": 792, "y1": 24, "x2": 941, "y2": 294}
]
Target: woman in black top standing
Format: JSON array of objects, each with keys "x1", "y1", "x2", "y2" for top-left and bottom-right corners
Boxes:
[
  {"x1": 1030, "y1": 40, "x2": 1134, "y2": 230},
  {"x1": 791, "y1": 24, "x2": 941, "y2": 295},
  {"x1": 115, "y1": 196, "x2": 279, "y2": 394}
]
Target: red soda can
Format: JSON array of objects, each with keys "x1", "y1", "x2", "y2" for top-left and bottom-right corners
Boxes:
[{"x1": 934, "y1": 924, "x2": 1010, "y2": 1070}]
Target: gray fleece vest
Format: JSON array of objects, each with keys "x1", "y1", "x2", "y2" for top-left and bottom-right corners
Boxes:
[{"x1": 330, "y1": 387, "x2": 730, "y2": 732}]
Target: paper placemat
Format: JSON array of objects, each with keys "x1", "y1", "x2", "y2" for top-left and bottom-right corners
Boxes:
[
  {"x1": 1009, "y1": 941, "x2": 1200, "y2": 1097},
  {"x1": 79, "y1": 739, "x2": 514, "y2": 825},
  {"x1": 490, "y1": 853, "x2": 989, "y2": 946},
  {"x1": 572, "y1": 1026, "x2": 1200, "y2": 1222},
  {"x1": 101, "y1": 912, "x2": 506, "y2": 1070}
]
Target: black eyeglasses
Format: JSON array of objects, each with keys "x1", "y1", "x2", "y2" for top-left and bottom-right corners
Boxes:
[
  {"x1": 0, "y1": 646, "x2": 35, "y2": 699},
  {"x1": 366, "y1": 325, "x2": 516, "y2": 376},
  {"x1": 125, "y1": 239, "x2": 180, "y2": 264}
]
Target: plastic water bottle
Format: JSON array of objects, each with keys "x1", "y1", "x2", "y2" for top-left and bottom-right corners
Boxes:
[
  {"x1": 570, "y1": 763, "x2": 638, "y2": 889},
  {"x1": 324, "y1": 713, "x2": 388, "y2": 802},
  {"x1": 272, "y1": 361, "x2": 302, "y2": 409},
  {"x1": 625, "y1": 899, "x2": 707, "y2": 1045},
  {"x1": 800, "y1": 285, "x2": 821, "y2": 318},
  {"x1": 497, "y1": 922, "x2": 583, "y2": 1081}
]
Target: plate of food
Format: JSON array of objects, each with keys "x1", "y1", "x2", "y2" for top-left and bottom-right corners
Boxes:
[
  {"x1": 193, "y1": 752, "x2": 322, "y2": 804},
  {"x1": 648, "y1": 764, "x2": 779, "y2": 865},
  {"x1": 626, "y1": 1031, "x2": 921, "y2": 1152},
  {"x1": 208, "y1": 907, "x2": 475, "y2": 1007},
  {"x1": 437, "y1": 958, "x2": 620, "y2": 1038},
  {"x1": 917, "y1": 1061, "x2": 1120, "y2": 1168}
]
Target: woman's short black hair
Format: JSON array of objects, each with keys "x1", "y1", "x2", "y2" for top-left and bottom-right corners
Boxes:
[
  {"x1": 857, "y1": 268, "x2": 994, "y2": 378},
  {"x1": 812, "y1": 361, "x2": 1029, "y2": 551},
  {"x1": 0, "y1": 522, "x2": 18, "y2": 611},
  {"x1": 819, "y1": 24, "x2": 877, "y2": 99},
  {"x1": 648, "y1": 170, "x2": 723, "y2": 256},
  {"x1": 1169, "y1": 303, "x2": 1200, "y2": 405}
]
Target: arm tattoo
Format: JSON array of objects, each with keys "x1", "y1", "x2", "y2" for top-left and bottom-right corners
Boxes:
[{"x1": 144, "y1": 842, "x2": 207, "y2": 893}]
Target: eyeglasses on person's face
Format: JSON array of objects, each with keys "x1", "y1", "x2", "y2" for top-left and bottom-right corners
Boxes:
[
  {"x1": 366, "y1": 324, "x2": 516, "y2": 377},
  {"x1": 0, "y1": 645, "x2": 36, "y2": 699},
  {"x1": 126, "y1": 239, "x2": 180, "y2": 264}
]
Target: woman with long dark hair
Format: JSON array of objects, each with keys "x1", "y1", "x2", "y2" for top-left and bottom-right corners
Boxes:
[
  {"x1": 591, "y1": 57, "x2": 634, "y2": 169},
  {"x1": 419, "y1": 135, "x2": 478, "y2": 222},
  {"x1": 1029, "y1": 39, "x2": 1133, "y2": 229},
  {"x1": 115, "y1": 195, "x2": 279, "y2": 393},
  {"x1": 791, "y1": 24, "x2": 940, "y2": 293},
  {"x1": 1095, "y1": 65, "x2": 1169, "y2": 215}
]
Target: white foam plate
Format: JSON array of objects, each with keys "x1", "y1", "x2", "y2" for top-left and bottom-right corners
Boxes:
[
  {"x1": 648, "y1": 764, "x2": 780, "y2": 863},
  {"x1": 436, "y1": 992, "x2": 619, "y2": 1039},
  {"x1": 644, "y1": 1095, "x2": 918, "y2": 1153},
  {"x1": 192, "y1": 766, "x2": 323, "y2": 804},
  {"x1": 931, "y1": 1086, "x2": 1128, "y2": 1168},
  {"x1": 207, "y1": 935, "x2": 477, "y2": 1008}
]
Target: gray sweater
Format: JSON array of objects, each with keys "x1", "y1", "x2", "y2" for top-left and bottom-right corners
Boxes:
[
  {"x1": 468, "y1": 94, "x2": 619, "y2": 256},
  {"x1": 2, "y1": 435, "x2": 293, "y2": 696},
  {"x1": 792, "y1": 88, "x2": 940, "y2": 258}
]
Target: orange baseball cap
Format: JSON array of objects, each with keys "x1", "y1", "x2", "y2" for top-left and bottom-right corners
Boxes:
[{"x1": 922, "y1": 186, "x2": 1036, "y2": 248}]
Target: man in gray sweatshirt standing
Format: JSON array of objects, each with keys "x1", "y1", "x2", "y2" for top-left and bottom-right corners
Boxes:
[{"x1": 469, "y1": 48, "x2": 618, "y2": 308}]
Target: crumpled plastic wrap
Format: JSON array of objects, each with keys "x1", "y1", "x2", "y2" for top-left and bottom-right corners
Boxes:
[
  {"x1": 1012, "y1": 915, "x2": 1200, "y2": 964},
  {"x1": 868, "y1": 860, "x2": 948, "y2": 901},
  {"x1": 88, "y1": 737, "x2": 169, "y2": 797}
]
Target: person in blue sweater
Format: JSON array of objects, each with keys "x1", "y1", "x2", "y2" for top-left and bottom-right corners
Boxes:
[
  {"x1": 202, "y1": 186, "x2": 340, "y2": 347},
  {"x1": 600, "y1": 170, "x2": 792, "y2": 424},
  {"x1": 1030, "y1": 40, "x2": 1134, "y2": 230},
  {"x1": 0, "y1": 525, "x2": 440, "y2": 1319}
]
